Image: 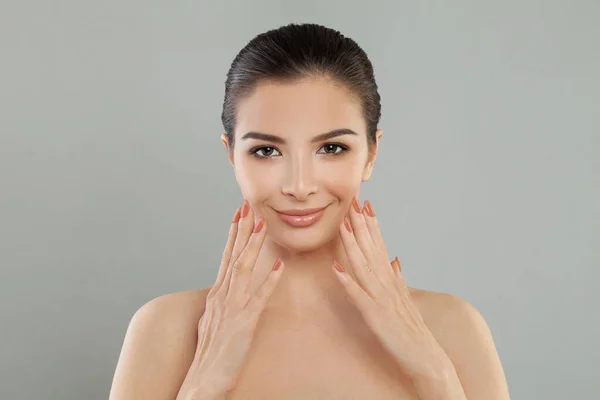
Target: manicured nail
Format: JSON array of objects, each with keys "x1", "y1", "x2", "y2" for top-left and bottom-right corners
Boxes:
[
  {"x1": 393, "y1": 256, "x2": 401, "y2": 271},
  {"x1": 363, "y1": 200, "x2": 375, "y2": 217},
  {"x1": 352, "y1": 197, "x2": 361, "y2": 213},
  {"x1": 344, "y1": 217, "x2": 353, "y2": 233},
  {"x1": 232, "y1": 207, "x2": 241, "y2": 223},
  {"x1": 240, "y1": 200, "x2": 250, "y2": 218},
  {"x1": 253, "y1": 217, "x2": 264, "y2": 233},
  {"x1": 333, "y1": 260, "x2": 345, "y2": 273},
  {"x1": 272, "y1": 257, "x2": 282, "y2": 271}
]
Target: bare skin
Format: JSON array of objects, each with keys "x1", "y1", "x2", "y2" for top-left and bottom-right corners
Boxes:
[
  {"x1": 225, "y1": 283, "x2": 429, "y2": 400},
  {"x1": 109, "y1": 76, "x2": 509, "y2": 399},
  {"x1": 109, "y1": 282, "x2": 507, "y2": 399}
]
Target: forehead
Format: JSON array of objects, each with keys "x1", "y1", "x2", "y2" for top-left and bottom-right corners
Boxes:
[{"x1": 234, "y1": 77, "x2": 366, "y2": 139}]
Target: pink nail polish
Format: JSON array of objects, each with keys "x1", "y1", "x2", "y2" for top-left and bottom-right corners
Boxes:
[
  {"x1": 333, "y1": 260, "x2": 345, "y2": 273},
  {"x1": 364, "y1": 200, "x2": 375, "y2": 217},
  {"x1": 253, "y1": 217, "x2": 264, "y2": 233},
  {"x1": 352, "y1": 197, "x2": 361, "y2": 213},
  {"x1": 240, "y1": 200, "x2": 250, "y2": 218},
  {"x1": 344, "y1": 217, "x2": 353, "y2": 233},
  {"x1": 232, "y1": 207, "x2": 241, "y2": 223}
]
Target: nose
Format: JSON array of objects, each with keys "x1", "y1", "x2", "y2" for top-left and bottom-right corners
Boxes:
[{"x1": 280, "y1": 154, "x2": 318, "y2": 201}]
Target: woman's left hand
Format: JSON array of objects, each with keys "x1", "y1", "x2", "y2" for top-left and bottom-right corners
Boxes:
[{"x1": 332, "y1": 196, "x2": 451, "y2": 380}]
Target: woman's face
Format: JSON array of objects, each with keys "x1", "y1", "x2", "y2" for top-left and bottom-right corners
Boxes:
[{"x1": 223, "y1": 76, "x2": 381, "y2": 252}]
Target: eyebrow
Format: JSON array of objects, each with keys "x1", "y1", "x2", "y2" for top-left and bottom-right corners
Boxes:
[{"x1": 240, "y1": 128, "x2": 358, "y2": 144}]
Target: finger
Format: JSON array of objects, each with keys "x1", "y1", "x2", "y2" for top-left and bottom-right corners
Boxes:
[
  {"x1": 348, "y1": 196, "x2": 393, "y2": 290},
  {"x1": 229, "y1": 199, "x2": 255, "y2": 264},
  {"x1": 246, "y1": 258, "x2": 285, "y2": 314},
  {"x1": 392, "y1": 256, "x2": 402, "y2": 275},
  {"x1": 362, "y1": 200, "x2": 388, "y2": 259},
  {"x1": 219, "y1": 199, "x2": 254, "y2": 298},
  {"x1": 339, "y1": 216, "x2": 380, "y2": 298},
  {"x1": 208, "y1": 207, "x2": 240, "y2": 301},
  {"x1": 392, "y1": 257, "x2": 409, "y2": 291},
  {"x1": 361, "y1": 200, "x2": 395, "y2": 283},
  {"x1": 332, "y1": 260, "x2": 373, "y2": 313},
  {"x1": 348, "y1": 196, "x2": 379, "y2": 267},
  {"x1": 228, "y1": 216, "x2": 268, "y2": 303}
]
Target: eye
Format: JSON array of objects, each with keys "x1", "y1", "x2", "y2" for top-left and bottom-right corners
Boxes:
[
  {"x1": 250, "y1": 146, "x2": 282, "y2": 158},
  {"x1": 317, "y1": 143, "x2": 348, "y2": 155}
]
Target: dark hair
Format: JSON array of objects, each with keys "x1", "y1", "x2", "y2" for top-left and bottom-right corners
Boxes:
[{"x1": 221, "y1": 23, "x2": 381, "y2": 149}]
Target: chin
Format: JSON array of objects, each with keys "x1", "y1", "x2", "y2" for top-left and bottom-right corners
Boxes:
[{"x1": 269, "y1": 222, "x2": 338, "y2": 254}]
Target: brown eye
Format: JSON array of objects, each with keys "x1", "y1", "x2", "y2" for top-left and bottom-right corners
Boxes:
[
  {"x1": 251, "y1": 146, "x2": 281, "y2": 158},
  {"x1": 318, "y1": 143, "x2": 347, "y2": 155}
]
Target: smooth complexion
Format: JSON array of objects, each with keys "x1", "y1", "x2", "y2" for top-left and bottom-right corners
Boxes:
[{"x1": 222, "y1": 75, "x2": 382, "y2": 318}]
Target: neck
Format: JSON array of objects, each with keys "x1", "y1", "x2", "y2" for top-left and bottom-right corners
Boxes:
[{"x1": 251, "y1": 235, "x2": 356, "y2": 318}]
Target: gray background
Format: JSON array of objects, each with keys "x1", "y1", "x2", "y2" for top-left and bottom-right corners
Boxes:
[{"x1": 1, "y1": 1, "x2": 598, "y2": 399}]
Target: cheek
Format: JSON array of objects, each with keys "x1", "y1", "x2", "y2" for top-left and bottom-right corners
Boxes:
[
  {"x1": 318, "y1": 160, "x2": 363, "y2": 200},
  {"x1": 234, "y1": 158, "x2": 278, "y2": 201}
]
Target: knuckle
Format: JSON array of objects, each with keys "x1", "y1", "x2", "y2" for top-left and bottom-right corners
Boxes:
[
  {"x1": 352, "y1": 224, "x2": 365, "y2": 235},
  {"x1": 232, "y1": 260, "x2": 244, "y2": 273},
  {"x1": 220, "y1": 254, "x2": 230, "y2": 266},
  {"x1": 354, "y1": 222, "x2": 368, "y2": 233}
]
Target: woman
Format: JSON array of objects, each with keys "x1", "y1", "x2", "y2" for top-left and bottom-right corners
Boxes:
[{"x1": 110, "y1": 23, "x2": 510, "y2": 399}]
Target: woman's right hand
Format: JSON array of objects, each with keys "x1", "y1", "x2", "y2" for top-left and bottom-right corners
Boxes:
[{"x1": 177, "y1": 200, "x2": 285, "y2": 400}]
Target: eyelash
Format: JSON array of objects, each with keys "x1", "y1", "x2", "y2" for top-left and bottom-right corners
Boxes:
[{"x1": 249, "y1": 143, "x2": 349, "y2": 159}]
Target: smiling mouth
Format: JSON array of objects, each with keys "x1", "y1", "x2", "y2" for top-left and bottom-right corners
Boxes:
[{"x1": 275, "y1": 206, "x2": 328, "y2": 227}]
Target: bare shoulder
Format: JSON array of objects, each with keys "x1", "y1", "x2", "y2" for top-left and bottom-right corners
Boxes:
[
  {"x1": 408, "y1": 287, "x2": 484, "y2": 328},
  {"x1": 408, "y1": 287, "x2": 510, "y2": 399},
  {"x1": 109, "y1": 287, "x2": 213, "y2": 400},
  {"x1": 408, "y1": 286, "x2": 493, "y2": 356},
  {"x1": 138, "y1": 286, "x2": 213, "y2": 323}
]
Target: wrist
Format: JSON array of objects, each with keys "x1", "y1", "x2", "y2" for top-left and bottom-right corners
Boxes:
[
  {"x1": 182, "y1": 386, "x2": 228, "y2": 400},
  {"x1": 178, "y1": 375, "x2": 231, "y2": 400},
  {"x1": 410, "y1": 356, "x2": 467, "y2": 400}
]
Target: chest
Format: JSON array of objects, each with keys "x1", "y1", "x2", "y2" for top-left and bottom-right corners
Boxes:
[{"x1": 225, "y1": 316, "x2": 419, "y2": 400}]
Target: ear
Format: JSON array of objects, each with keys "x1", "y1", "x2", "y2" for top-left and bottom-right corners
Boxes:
[
  {"x1": 361, "y1": 129, "x2": 383, "y2": 182},
  {"x1": 221, "y1": 133, "x2": 235, "y2": 166}
]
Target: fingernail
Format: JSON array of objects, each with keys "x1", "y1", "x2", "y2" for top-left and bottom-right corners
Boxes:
[
  {"x1": 344, "y1": 217, "x2": 353, "y2": 233},
  {"x1": 364, "y1": 200, "x2": 375, "y2": 217},
  {"x1": 253, "y1": 216, "x2": 264, "y2": 233},
  {"x1": 333, "y1": 260, "x2": 345, "y2": 273},
  {"x1": 272, "y1": 257, "x2": 282, "y2": 271},
  {"x1": 241, "y1": 200, "x2": 250, "y2": 218},
  {"x1": 394, "y1": 256, "x2": 401, "y2": 271},
  {"x1": 352, "y1": 196, "x2": 361, "y2": 213},
  {"x1": 232, "y1": 207, "x2": 241, "y2": 223}
]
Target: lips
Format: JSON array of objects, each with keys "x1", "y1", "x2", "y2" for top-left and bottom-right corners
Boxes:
[
  {"x1": 276, "y1": 207, "x2": 326, "y2": 216},
  {"x1": 275, "y1": 206, "x2": 327, "y2": 227}
]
